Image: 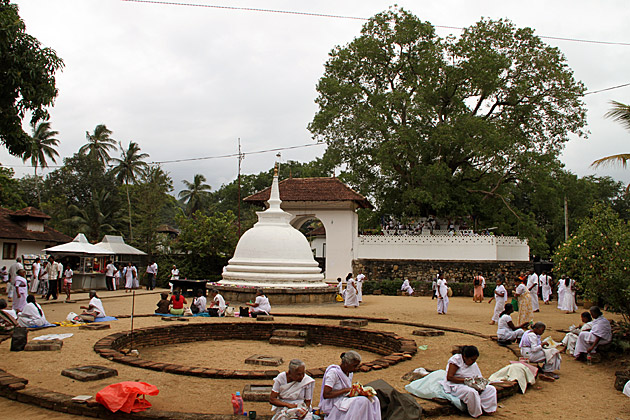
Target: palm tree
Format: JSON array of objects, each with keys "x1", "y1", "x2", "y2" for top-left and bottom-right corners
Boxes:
[
  {"x1": 64, "y1": 189, "x2": 117, "y2": 241},
  {"x1": 591, "y1": 101, "x2": 630, "y2": 170},
  {"x1": 111, "y1": 141, "x2": 149, "y2": 241},
  {"x1": 22, "y1": 120, "x2": 60, "y2": 207},
  {"x1": 179, "y1": 174, "x2": 212, "y2": 215},
  {"x1": 80, "y1": 124, "x2": 116, "y2": 166}
]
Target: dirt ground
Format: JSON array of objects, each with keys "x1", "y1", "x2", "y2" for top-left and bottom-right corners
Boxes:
[{"x1": 0, "y1": 289, "x2": 628, "y2": 419}]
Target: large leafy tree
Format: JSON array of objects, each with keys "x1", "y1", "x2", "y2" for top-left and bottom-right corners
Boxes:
[
  {"x1": 0, "y1": 0, "x2": 63, "y2": 156},
  {"x1": 309, "y1": 8, "x2": 587, "y2": 239},
  {"x1": 79, "y1": 124, "x2": 116, "y2": 166},
  {"x1": 64, "y1": 189, "x2": 118, "y2": 242},
  {"x1": 179, "y1": 174, "x2": 212, "y2": 216},
  {"x1": 22, "y1": 119, "x2": 59, "y2": 207},
  {"x1": 111, "y1": 141, "x2": 149, "y2": 241}
]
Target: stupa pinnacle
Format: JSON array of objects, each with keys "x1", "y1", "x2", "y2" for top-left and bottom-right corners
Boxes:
[{"x1": 220, "y1": 164, "x2": 326, "y2": 287}]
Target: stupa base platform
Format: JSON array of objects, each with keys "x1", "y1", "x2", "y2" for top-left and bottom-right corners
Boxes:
[{"x1": 209, "y1": 283, "x2": 337, "y2": 305}]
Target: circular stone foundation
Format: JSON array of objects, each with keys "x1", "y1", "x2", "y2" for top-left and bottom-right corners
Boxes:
[
  {"x1": 209, "y1": 284, "x2": 337, "y2": 305},
  {"x1": 93, "y1": 321, "x2": 417, "y2": 379}
]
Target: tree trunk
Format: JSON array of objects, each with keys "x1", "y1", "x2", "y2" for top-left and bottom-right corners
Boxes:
[
  {"x1": 126, "y1": 181, "x2": 133, "y2": 241},
  {"x1": 35, "y1": 166, "x2": 41, "y2": 208}
]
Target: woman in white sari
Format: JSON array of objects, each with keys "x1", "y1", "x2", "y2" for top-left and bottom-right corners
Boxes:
[
  {"x1": 519, "y1": 322, "x2": 561, "y2": 379},
  {"x1": 401, "y1": 278, "x2": 414, "y2": 296},
  {"x1": 17, "y1": 295, "x2": 48, "y2": 327},
  {"x1": 343, "y1": 273, "x2": 359, "y2": 308},
  {"x1": 320, "y1": 351, "x2": 381, "y2": 420},
  {"x1": 269, "y1": 359, "x2": 315, "y2": 420}
]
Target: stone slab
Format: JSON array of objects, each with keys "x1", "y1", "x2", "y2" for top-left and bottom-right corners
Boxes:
[
  {"x1": 61, "y1": 366, "x2": 118, "y2": 382},
  {"x1": 242, "y1": 384, "x2": 273, "y2": 402},
  {"x1": 339, "y1": 319, "x2": 368, "y2": 327},
  {"x1": 256, "y1": 315, "x2": 274, "y2": 321},
  {"x1": 412, "y1": 329, "x2": 445, "y2": 337},
  {"x1": 161, "y1": 317, "x2": 189, "y2": 322},
  {"x1": 24, "y1": 339, "x2": 62, "y2": 351},
  {"x1": 79, "y1": 324, "x2": 111, "y2": 331},
  {"x1": 245, "y1": 355, "x2": 283, "y2": 366},
  {"x1": 273, "y1": 329, "x2": 307, "y2": 338},
  {"x1": 269, "y1": 337, "x2": 306, "y2": 347}
]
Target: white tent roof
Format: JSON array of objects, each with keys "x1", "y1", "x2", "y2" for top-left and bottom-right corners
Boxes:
[
  {"x1": 44, "y1": 233, "x2": 114, "y2": 255},
  {"x1": 94, "y1": 235, "x2": 146, "y2": 256}
]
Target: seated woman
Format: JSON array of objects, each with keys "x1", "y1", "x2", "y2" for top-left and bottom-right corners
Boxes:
[
  {"x1": 79, "y1": 290, "x2": 107, "y2": 321},
  {"x1": 560, "y1": 311, "x2": 592, "y2": 355},
  {"x1": 320, "y1": 351, "x2": 381, "y2": 420},
  {"x1": 170, "y1": 289, "x2": 187, "y2": 315},
  {"x1": 209, "y1": 289, "x2": 226, "y2": 316},
  {"x1": 246, "y1": 289, "x2": 271, "y2": 318},
  {"x1": 519, "y1": 322, "x2": 561, "y2": 379},
  {"x1": 269, "y1": 359, "x2": 315, "y2": 420},
  {"x1": 496, "y1": 303, "x2": 529, "y2": 343},
  {"x1": 156, "y1": 292, "x2": 170, "y2": 314},
  {"x1": 17, "y1": 295, "x2": 48, "y2": 327},
  {"x1": 191, "y1": 289, "x2": 207, "y2": 314},
  {"x1": 441, "y1": 346, "x2": 497, "y2": 418},
  {"x1": 0, "y1": 298, "x2": 18, "y2": 333},
  {"x1": 400, "y1": 278, "x2": 414, "y2": 296}
]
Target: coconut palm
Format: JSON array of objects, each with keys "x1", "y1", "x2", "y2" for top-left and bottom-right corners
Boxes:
[
  {"x1": 22, "y1": 120, "x2": 60, "y2": 207},
  {"x1": 591, "y1": 101, "x2": 630, "y2": 170},
  {"x1": 179, "y1": 174, "x2": 212, "y2": 215},
  {"x1": 111, "y1": 141, "x2": 149, "y2": 241},
  {"x1": 64, "y1": 189, "x2": 118, "y2": 241},
  {"x1": 80, "y1": 124, "x2": 116, "y2": 166}
]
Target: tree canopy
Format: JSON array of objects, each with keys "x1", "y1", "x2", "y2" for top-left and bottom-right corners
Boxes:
[
  {"x1": 309, "y1": 8, "x2": 587, "y2": 239},
  {"x1": 0, "y1": 0, "x2": 63, "y2": 156}
]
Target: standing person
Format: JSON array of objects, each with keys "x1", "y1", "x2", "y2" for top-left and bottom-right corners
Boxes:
[
  {"x1": 440, "y1": 346, "x2": 497, "y2": 418},
  {"x1": 336, "y1": 277, "x2": 345, "y2": 301},
  {"x1": 7, "y1": 257, "x2": 23, "y2": 301},
  {"x1": 12, "y1": 269, "x2": 28, "y2": 312},
  {"x1": 145, "y1": 261, "x2": 156, "y2": 290},
  {"x1": 45, "y1": 256, "x2": 59, "y2": 300},
  {"x1": 559, "y1": 277, "x2": 578, "y2": 313},
  {"x1": 473, "y1": 272, "x2": 485, "y2": 303},
  {"x1": 123, "y1": 262, "x2": 137, "y2": 293},
  {"x1": 539, "y1": 271, "x2": 552, "y2": 304},
  {"x1": 343, "y1": 273, "x2": 359, "y2": 308},
  {"x1": 105, "y1": 260, "x2": 117, "y2": 291},
  {"x1": 557, "y1": 275, "x2": 567, "y2": 310},
  {"x1": 400, "y1": 278, "x2": 414, "y2": 296},
  {"x1": 355, "y1": 272, "x2": 365, "y2": 303},
  {"x1": 431, "y1": 275, "x2": 437, "y2": 300},
  {"x1": 131, "y1": 263, "x2": 139, "y2": 289},
  {"x1": 63, "y1": 265, "x2": 73, "y2": 302},
  {"x1": 38, "y1": 261, "x2": 48, "y2": 298},
  {"x1": 55, "y1": 259, "x2": 64, "y2": 296},
  {"x1": 436, "y1": 273, "x2": 449, "y2": 315},
  {"x1": 114, "y1": 264, "x2": 121, "y2": 290},
  {"x1": 488, "y1": 277, "x2": 507, "y2": 325},
  {"x1": 169, "y1": 264, "x2": 179, "y2": 293},
  {"x1": 527, "y1": 270, "x2": 540, "y2": 313},
  {"x1": 30, "y1": 257, "x2": 41, "y2": 293},
  {"x1": 514, "y1": 274, "x2": 533, "y2": 326}
]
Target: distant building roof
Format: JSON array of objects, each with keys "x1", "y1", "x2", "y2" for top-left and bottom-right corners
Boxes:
[
  {"x1": 244, "y1": 177, "x2": 373, "y2": 209},
  {"x1": 307, "y1": 226, "x2": 326, "y2": 237},
  {"x1": 94, "y1": 235, "x2": 147, "y2": 255},
  {"x1": 156, "y1": 224, "x2": 180, "y2": 235},
  {"x1": 0, "y1": 207, "x2": 71, "y2": 243}
]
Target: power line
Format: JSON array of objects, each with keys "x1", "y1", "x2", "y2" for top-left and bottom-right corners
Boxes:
[
  {"x1": 121, "y1": 0, "x2": 630, "y2": 47},
  {"x1": 584, "y1": 82, "x2": 630, "y2": 96}
]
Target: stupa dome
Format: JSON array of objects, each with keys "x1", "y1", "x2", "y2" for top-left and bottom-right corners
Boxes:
[{"x1": 220, "y1": 168, "x2": 326, "y2": 288}]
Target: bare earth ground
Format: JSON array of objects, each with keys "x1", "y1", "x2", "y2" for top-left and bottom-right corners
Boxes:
[{"x1": 0, "y1": 289, "x2": 628, "y2": 420}]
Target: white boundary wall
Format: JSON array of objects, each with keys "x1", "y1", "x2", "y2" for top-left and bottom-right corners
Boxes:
[{"x1": 355, "y1": 235, "x2": 529, "y2": 261}]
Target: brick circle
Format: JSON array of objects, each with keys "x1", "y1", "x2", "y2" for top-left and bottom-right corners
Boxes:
[{"x1": 93, "y1": 321, "x2": 418, "y2": 379}]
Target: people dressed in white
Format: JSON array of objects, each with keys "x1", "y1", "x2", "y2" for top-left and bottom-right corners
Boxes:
[
  {"x1": 488, "y1": 278, "x2": 507, "y2": 324},
  {"x1": 343, "y1": 273, "x2": 359, "y2": 308},
  {"x1": 17, "y1": 295, "x2": 47, "y2": 327},
  {"x1": 7, "y1": 257, "x2": 23, "y2": 300},
  {"x1": 441, "y1": 346, "x2": 497, "y2": 418},
  {"x1": 105, "y1": 261, "x2": 117, "y2": 291},
  {"x1": 192, "y1": 290, "x2": 207, "y2": 314},
  {"x1": 539, "y1": 271, "x2": 551, "y2": 304},
  {"x1": 574, "y1": 306, "x2": 612, "y2": 359},
  {"x1": 519, "y1": 322, "x2": 561, "y2": 377},
  {"x1": 526, "y1": 270, "x2": 540, "y2": 312},
  {"x1": 496, "y1": 303, "x2": 528, "y2": 342},
  {"x1": 169, "y1": 265, "x2": 179, "y2": 293},
  {"x1": 12, "y1": 270, "x2": 28, "y2": 312},
  {"x1": 336, "y1": 278, "x2": 345, "y2": 300},
  {"x1": 270, "y1": 359, "x2": 315, "y2": 420},
  {"x1": 558, "y1": 277, "x2": 578, "y2": 313},
  {"x1": 123, "y1": 263, "x2": 137, "y2": 292},
  {"x1": 561, "y1": 311, "x2": 593, "y2": 356},
  {"x1": 80, "y1": 291, "x2": 107, "y2": 318},
  {"x1": 209, "y1": 289, "x2": 226, "y2": 316},
  {"x1": 320, "y1": 351, "x2": 381, "y2": 420},
  {"x1": 30, "y1": 258, "x2": 41, "y2": 293},
  {"x1": 356, "y1": 273, "x2": 365, "y2": 303},
  {"x1": 246, "y1": 289, "x2": 271, "y2": 316},
  {"x1": 401, "y1": 278, "x2": 414, "y2": 296},
  {"x1": 557, "y1": 276, "x2": 567, "y2": 310},
  {"x1": 436, "y1": 274, "x2": 449, "y2": 314}
]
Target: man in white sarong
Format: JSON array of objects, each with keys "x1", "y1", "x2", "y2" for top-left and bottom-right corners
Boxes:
[
  {"x1": 343, "y1": 273, "x2": 359, "y2": 308},
  {"x1": 488, "y1": 277, "x2": 507, "y2": 324},
  {"x1": 356, "y1": 272, "x2": 365, "y2": 303},
  {"x1": 209, "y1": 289, "x2": 226, "y2": 316},
  {"x1": 401, "y1": 278, "x2": 414, "y2": 296},
  {"x1": 17, "y1": 295, "x2": 47, "y2": 327},
  {"x1": 526, "y1": 270, "x2": 540, "y2": 312},
  {"x1": 520, "y1": 322, "x2": 561, "y2": 378},
  {"x1": 539, "y1": 271, "x2": 551, "y2": 304},
  {"x1": 30, "y1": 257, "x2": 41, "y2": 293},
  {"x1": 436, "y1": 274, "x2": 449, "y2": 314},
  {"x1": 269, "y1": 359, "x2": 315, "y2": 420},
  {"x1": 574, "y1": 306, "x2": 612, "y2": 360},
  {"x1": 320, "y1": 351, "x2": 381, "y2": 420}
]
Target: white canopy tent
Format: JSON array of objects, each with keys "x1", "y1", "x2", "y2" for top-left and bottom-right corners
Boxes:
[
  {"x1": 44, "y1": 233, "x2": 114, "y2": 255},
  {"x1": 94, "y1": 235, "x2": 146, "y2": 256}
]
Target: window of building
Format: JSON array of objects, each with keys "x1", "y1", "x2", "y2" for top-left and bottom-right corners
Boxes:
[{"x1": 3, "y1": 243, "x2": 17, "y2": 260}]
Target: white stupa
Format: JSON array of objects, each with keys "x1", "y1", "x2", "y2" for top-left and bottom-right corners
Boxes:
[{"x1": 220, "y1": 166, "x2": 327, "y2": 288}]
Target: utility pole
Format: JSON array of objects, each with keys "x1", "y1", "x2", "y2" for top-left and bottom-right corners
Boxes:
[
  {"x1": 564, "y1": 195, "x2": 569, "y2": 241},
  {"x1": 237, "y1": 138, "x2": 245, "y2": 237}
]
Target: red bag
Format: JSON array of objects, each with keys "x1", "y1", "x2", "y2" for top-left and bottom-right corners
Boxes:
[{"x1": 96, "y1": 381, "x2": 159, "y2": 413}]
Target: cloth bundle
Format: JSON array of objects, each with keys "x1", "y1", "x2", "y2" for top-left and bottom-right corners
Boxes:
[{"x1": 96, "y1": 381, "x2": 159, "y2": 413}]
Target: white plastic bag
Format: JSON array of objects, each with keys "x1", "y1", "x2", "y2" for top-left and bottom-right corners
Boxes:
[{"x1": 66, "y1": 312, "x2": 82, "y2": 324}]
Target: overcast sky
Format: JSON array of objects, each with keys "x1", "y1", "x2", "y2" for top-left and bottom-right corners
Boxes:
[{"x1": 3, "y1": 0, "x2": 630, "y2": 196}]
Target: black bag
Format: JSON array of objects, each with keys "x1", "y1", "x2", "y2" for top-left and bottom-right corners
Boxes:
[
  {"x1": 191, "y1": 304, "x2": 200, "y2": 314},
  {"x1": 208, "y1": 307, "x2": 220, "y2": 317},
  {"x1": 239, "y1": 307, "x2": 250, "y2": 317},
  {"x1": 10, "y1": 327, "x2": 28, "y2": 352},
  {"x1": 474, "y1": 277, "x2": 480, "y2": 286}
]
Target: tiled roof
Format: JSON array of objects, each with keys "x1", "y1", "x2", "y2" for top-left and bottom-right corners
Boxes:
[
  {"x1": 10, "y1": 206, "x2": 51, "y2": 219},
  {"x1": 307, "y1": 226, "x2": 326, "y2": 236},
  {"x1": 0, "y1": 207, "x2": 72, "y2": 243},
  {"x1": 244, "y1": 177, "x2": 373, "y2": 209}
]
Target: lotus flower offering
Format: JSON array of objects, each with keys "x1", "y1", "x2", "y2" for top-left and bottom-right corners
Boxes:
[{"x1": 349, "y1": 383, "x2": 377, "y2": 400}]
